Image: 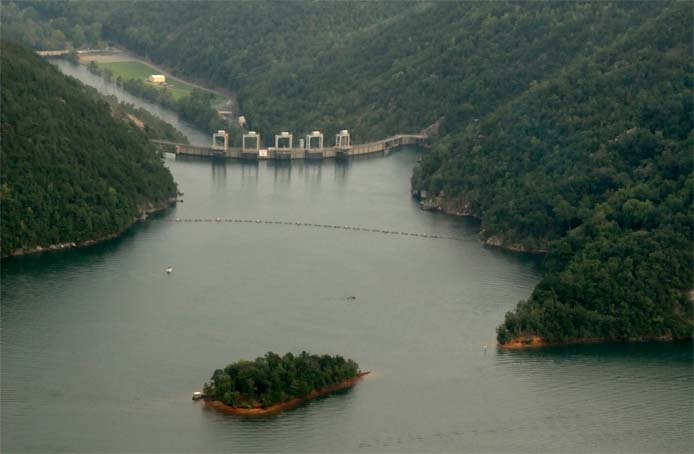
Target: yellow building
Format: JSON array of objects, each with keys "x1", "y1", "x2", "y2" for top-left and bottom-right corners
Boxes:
[{"x1": 147, "y1": 74, "x2": 166, "y2": 84}]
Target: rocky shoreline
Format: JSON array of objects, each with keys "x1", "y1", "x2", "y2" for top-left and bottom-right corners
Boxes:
[
  {"x1": 416, "y1": 193, "x2": 548, "y2": 254},
  {"x1": 203, "y1": 371, "x2": 370, "y2": 417},
  {"x1": 2, "y1": 197, "x2": 177, "y2": 259}
]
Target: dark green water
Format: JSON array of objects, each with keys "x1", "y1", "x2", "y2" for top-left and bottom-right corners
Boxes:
[{"x1": 1, "y1": 62, "x2": 692, "y2": 453}]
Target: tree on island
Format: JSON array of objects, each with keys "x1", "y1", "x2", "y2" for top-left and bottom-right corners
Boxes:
[{"x1": 203, "y1": 352, "x2": 360, "y2": 409}]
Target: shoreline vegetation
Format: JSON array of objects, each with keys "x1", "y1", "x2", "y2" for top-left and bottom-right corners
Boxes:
[
  {"x1": 203, "y1": 372, "x2": 370, "y2": 417},
  {"x1": 2, "y1": 198, "x2": 177, "y2": 259},
  {"x1": 424, "y1": 191, "x2": 693, "y2": 350},
  {"x1": 1, "y1": 42, "x2": 178, "y2": 260},
  {"x1": 408, "y1": 3, "x2": 693, "y2": 346},
  {"x1": 417, "y1": 193, "x2": 549, "y2": 254},
  {"x1": 202, "y1": 352, "x2": 365, "y2": 416},
  {"x1": 4, "y1": 3, "x2": 691, "y2": 348}
]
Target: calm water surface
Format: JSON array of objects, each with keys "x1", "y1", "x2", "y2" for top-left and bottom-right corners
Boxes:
[{"x1": 1, "y1": 61, "x2": 691, "y2": 453}]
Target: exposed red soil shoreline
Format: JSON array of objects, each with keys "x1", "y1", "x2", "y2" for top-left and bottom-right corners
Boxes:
[
  {"x1": 204, "y1": 371, "x2": 370, "y2": 417},
  {"x1": 498, "y1": 334, "x2": 679, "y2": 350}
]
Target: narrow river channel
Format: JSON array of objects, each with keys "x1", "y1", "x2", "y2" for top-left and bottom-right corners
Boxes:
[{"x1": 1, "y1": 60, "x2": 691, "y2": 453}]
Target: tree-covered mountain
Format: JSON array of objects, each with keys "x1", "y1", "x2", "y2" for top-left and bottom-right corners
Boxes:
[
  {"x1": 20, "y1": 1, "x2": 672, "y2": 142},
  {"x1": 9, "y1": 2, "x2": 693, "y2": 342},
  {"x1": 0, "y1": 41, "x2": 177, "y2": 256},
  {"x1": 411, "y1": 4, "x2": 693, "y2": 343}
]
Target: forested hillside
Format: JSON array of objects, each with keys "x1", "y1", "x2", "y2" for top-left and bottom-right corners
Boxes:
[
  {"x1": 0, "y1": 41, "x2": 177, "y2": 256},
  {"x1": 1, "y1": 1, "x2": 105, "y2": 50},
  {"x1": 414, "y1": 4, "x2": 693, "y2": 343},
  {"x1": 7, "y1": 2, "x2": 692, "y2": 342},
  {"x1": 18, "y1": 2, "x2": 670, "y2": 142}
]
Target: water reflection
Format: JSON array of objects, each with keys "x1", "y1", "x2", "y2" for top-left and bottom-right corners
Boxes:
[
  {"x1": 181, "y1": 158, "x2": 364, "y2": 194},
  {"x1": 496, "y1": 341, "x2": 693, "y2": 365},
  {"x1": 492, "y1": 342, "x2": 693, "y2": 452},
  {"x1": 334, "y1": 160, "x2": 350, "y2": 184},
  {"x1": 240, "y1": 161, "x2": 259, "y2": 187},
  {"x1": 302, "y1": 161, "x2": 322, "y2": 184},
  {"x1": 211, "y1": 161, "x2": 227, "y2": 185},
  {"x1": 270, "y1": 161, "x2": 292, "y2": 185},
  {"x1": 0, "y1": 218, "x2": 166, "y2": 281}
]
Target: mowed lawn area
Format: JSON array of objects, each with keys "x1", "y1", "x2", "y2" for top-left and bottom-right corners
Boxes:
[{"x1": 95, "y1": 61, "x2": 223, "y2": 102}]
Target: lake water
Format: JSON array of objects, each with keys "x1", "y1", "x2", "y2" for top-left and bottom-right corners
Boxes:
[{"x1": 1, "y1": 61, "x2": 691, "y2": 453}]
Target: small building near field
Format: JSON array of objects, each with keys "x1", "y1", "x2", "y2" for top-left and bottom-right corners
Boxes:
[{"x1": 148, "y1": 74, "x2": 166, "y2": 84}]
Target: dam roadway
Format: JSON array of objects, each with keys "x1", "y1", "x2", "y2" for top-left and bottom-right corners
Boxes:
[{"x1": 151, "y1": 134, "x2": 427, "y2": 160}]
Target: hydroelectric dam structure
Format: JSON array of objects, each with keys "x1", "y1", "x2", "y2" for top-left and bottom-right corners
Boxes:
[{"x1": 151, "y1": 130, "x2": 428, "y2": 161}]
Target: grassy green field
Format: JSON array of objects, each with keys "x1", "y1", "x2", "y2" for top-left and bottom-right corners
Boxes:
[{"x1": 95, "y1": 61, "x2": 223, "y2": 102}]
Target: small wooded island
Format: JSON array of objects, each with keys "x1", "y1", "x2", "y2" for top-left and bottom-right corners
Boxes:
[{"x1": 200, "y1": 352, "x2": 368, "y2": 416}]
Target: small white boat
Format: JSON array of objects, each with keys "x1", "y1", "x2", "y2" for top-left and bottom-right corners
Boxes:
[
  {"x1": 192, "y1": 391, "x2": 204, "y2": 400},
  {"x1": 166, "y1": 267, "x2": 173, "y2": 274}
]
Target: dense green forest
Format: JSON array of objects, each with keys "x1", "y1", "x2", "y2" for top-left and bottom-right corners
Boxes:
[
  {"x1": 414, "y1": 4, "x2": 694, "y2": 343},
  {"x1": 4, "y1": 2, "x2": 692, "y2": 342},
  {"x1": 1, "y1": 1, "x2": 105, "y2": 50},
  {"x1": 0, "y1": 41, "x2": 177, "y2": 255},
  {"x1": 10, "y1": 1, "x2": 410, "y2": 141},
  {"x1": 203, "y1": 352, "x2": 361, "y2": 408},
  {"x1": 14, "y1": 1, "x2": 674, "y2": 141},
  {"x1": 0, "y1": 3, "x2": 225, "y2": 134}
]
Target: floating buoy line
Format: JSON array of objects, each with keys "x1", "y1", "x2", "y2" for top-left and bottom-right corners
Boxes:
[{"x1": 152, "y1": 217, "x2": 468, "y2": 242}]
